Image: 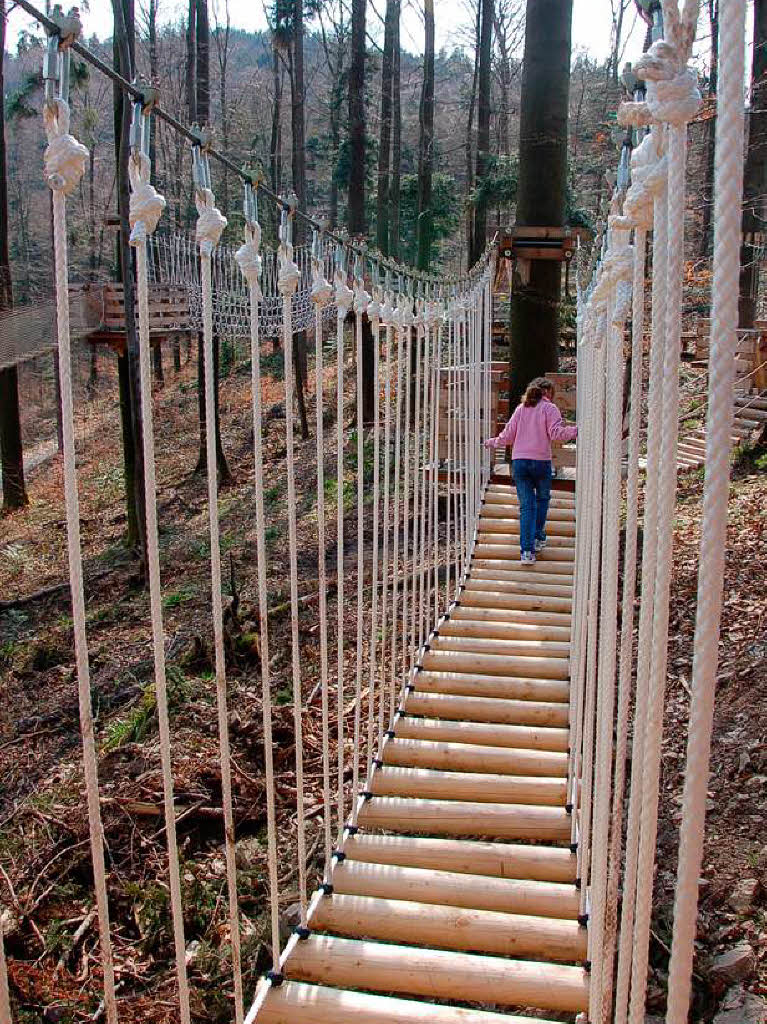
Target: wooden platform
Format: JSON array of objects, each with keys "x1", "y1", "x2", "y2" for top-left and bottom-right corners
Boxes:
[{"x1": 248, "y1": 483, "x2": 587, "y2": 1023}]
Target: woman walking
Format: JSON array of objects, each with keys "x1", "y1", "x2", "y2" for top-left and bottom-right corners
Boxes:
[{"x1": 484, "y1": 378, "x2": 577, "y2": 563}]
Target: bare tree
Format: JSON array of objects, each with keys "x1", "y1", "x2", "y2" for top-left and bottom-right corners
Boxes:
[
  {"x1": 471, "y1": 0, "x2": 493, "y2": 266},
  {"x1": 416, "y1": 0, "x2": 435, "y2": 270},
  {"x1": 376, "y1": 0, "x2": 397, "y2": 254}
]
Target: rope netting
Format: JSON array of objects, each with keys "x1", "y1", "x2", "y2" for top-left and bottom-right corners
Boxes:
[{"x1": 0, "y1": 0, "x2": 751, "y2": 1022}]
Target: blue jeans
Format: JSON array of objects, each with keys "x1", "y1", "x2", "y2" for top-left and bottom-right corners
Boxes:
[{"x1": 512, "y1": 459, "x2": 552, "y2": 554}]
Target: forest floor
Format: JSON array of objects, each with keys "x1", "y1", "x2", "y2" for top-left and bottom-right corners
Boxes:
[{"x1": 0, "y1": 342, "x2": 765, "y2": 1023}]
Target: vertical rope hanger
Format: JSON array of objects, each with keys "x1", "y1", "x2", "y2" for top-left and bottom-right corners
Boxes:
[
  {"x1": 235, "y1": 183, "x2": 282, "y2": 974},
  {"x1": 41, "y1": 26, "x2": 118, "y2": 1024},
  {"x1": 666, "y1": 0, "x2": 746, "y2": 1017},
  {"x1": 378, "y1": 285, "x2": 395, "y2": 745},
  {"x1": 400, "y1": 295, "x2": 414, "y2": 678},
  {"x1": 351, "y1": 257, "x2": 370, "y2": 823},
  {"x1": 0, "y1": 915, "x2": 10, "y2": 1024},
  {"x1": 191, "y1": 132, "x2": 244, "y2": 1022},
  {"x1": 366, "y1": 275, "x2": 382, "y2": 778},
  {"x1": 309, "y1": 228, "x2": 334, "y2": 874},
  {"x1": 631, "y1": 6, "x2": 702, "y2": 1015},
  {"x1": 276, "y1": 199, "x2": 309, "y2": 924},
  {"x1": 389, "y1": 295, "x2": 405, "y2": 724},
  {"x1": 408, "y1": 299, "x2": 424, "y2": 672},
  {"x1": 333, "y1": 250, "x2": 353, "y2": 841}
]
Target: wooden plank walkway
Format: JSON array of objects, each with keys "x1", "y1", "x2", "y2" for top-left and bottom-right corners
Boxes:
[{"x1": 250, "y1": 482, "x2": 588, "y2": 1024}]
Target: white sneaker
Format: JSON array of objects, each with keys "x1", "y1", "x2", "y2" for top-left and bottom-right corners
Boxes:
[
  {"x1": 535, "y1": 538, "x2": 547, "y2": 552},
  {"x1": 520, "y1": 551, "x2": 536, "y2": 564}
]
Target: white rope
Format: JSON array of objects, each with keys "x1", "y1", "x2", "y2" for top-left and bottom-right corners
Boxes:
[
  {"x1": 602, "y1": 226, "x2": 647, "y2": 1011},
  {"x1": 666, "y1": 1, "x2": 745, "y2": 1017},
  {"x1": 0, "y1": 916, "x2": 10, "y2": 1024},
  {"x1": 417, "y1": 312, "x2": 430, "y2": 652},
  {"x1": 590, "y1": 213, "x2": 632, "y2": 1021},
  {"x1": 445, "y1": 314, "x2": 455, "y2": 607},
  {"x1": 334, "y1": 267, "x2": 352, "y2": 840},
  {"x1": 310, "y1": 251, "x2": 333, "y2": 874},
  {"x1": 379, "y1": 301, "x2": 394, "y2": 743},
  {"x1": 277, "y1": 224, "x2": 309, "y2": 921},
  {"x1": 615, "y1": 131, "x2": 669, "y2": 1024},
  {"x1": 366, "y1": 293, "x2": 382, "y2": 784},
  {"x1": 389, "y1": 310, "x2": 405, "y2": 724},
  {"x1": 401, "y1": 304, "x2": 413, "y2": 679},
  {"x1": 351, "y1": 272, "x2": 369, "y2": 820},
  {"x1": 409, "y1": 309, "x2": 424, "y2": 669},
  {"x1": 193, "y1": 171, "x2": 244, "y2": 1022},
  {"x1": 44, "y1": 95, "x2": 119, "y2": 1024},
  {"x1": 240, "y1": 218, "x2": 282, "y2": 971}
]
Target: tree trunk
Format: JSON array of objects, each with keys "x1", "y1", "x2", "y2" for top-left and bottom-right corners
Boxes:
[
  {"x1": 0, "y1": 0, "x2": 27, "y2": 510},
  {"x1": 377, "y1": 0, "x2": 397, "y2": 255},
  {"x1": 471, "y1": 0, "x2": 493, "y2": 266},
  {"x1": 739, "y1": 0, "x2": 767, "y2": 328},
  {"x1": 465, "y1": 2, "x2": 481, "y2": 268},
  {"x1": 699, "y1": 0, "x2": 718, "y2": 258},
  {"x1": 390, "y1": 0, "x2": 402, "y2": 259},
  {"x1": 347, "y1": 0, "x2": 367, "y2": 236},
  {"x1": 270, "y1": 38, "x2": 283, "y2": 240},
  {"x1": 113, "y1": 0, "x2": 147, "y2": 563},
  {"x1": 186, "y1": 0, "x2": 197, "y2": 123},
  {"x1": 509, "y1": 0, "x2": 573, "y2": 406},
  {"x1": 195, "y1": 0, "x2": 210, "y2": 125},
  {"x1": 416, "y1": 0, "x2": 435, "y2": 271}
]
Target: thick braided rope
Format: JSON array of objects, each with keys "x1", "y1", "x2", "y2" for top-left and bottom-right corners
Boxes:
[
  {"x1": 401, "y1": 314, "x2": 413, "y2": 679},
  {"x1": 409, "y1": 312, "x2": 424, "y2": 669},
  {"x1": 243, "y1": 241, "x2": 281, "y2": 969},
  {"x1": 615, "y1": 150, "x2": 669, "y2": 1024},
  {"x1": 590, "y1": 238, "x2": 630, "y2": 1021},
  {"x1": 630, "y1": 119, "x2": 690, "y2": 1024},
  {"x1": 46, "y1": 110, "x2": 119, "y2": 1024},
  {"x1": 195, "y1": 192, "x2": 244, "y2": 1017},
  {"x1": 601, "y1": 227, "x2": 647, "y2": 1012},
  {"x1": 445, "y1": 315, "x2": 454, "y2": 607},
  {"x1": 431, "y1": 316, "x2": 443, "y2": 623},
  {"x1": 366, "y1": 301, "x2": 381, "y2": 783},
  {"x1": 0, "y1": 916, "x2": 9, "y2": 1024},
  {"x1": 277, "y1": 246, "x2": 309, "y2": 918},
  {"x1": 666, "y1": 2, "x2": 746, "y2": 1018},
  {"x1": 457, "y1": 313, "x2": 468, "y2": 580},
  {"x1": 418, "y1": 314, "x2": 432, "y2": 650},
  {"x1": 577, "y1": 326, "x2": 606, "y2": 910},
  {"x1": 334, "y1": 271, "x2": 352, "y2": 840},
  {"x1": 379, "y1": 312, "x2": 394, "y2": 744},
  {"x1": 351, "y1": 278, "x2": 369, "y2": 821},
  {"x1": 389, "y1": 316, "x2": 405, "y2": 723},
  {"x1": 311, "y1": 262, "x2": 333, "y2": 872}
]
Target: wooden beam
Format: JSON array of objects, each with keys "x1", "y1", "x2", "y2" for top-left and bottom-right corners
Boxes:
[
  {"x1": 413, "y1": 670, "x2": 570, "y2": 703},
  {"x1": 404, "y1": 691, "x2": 570, "y2": 728},
  {"x1": 429, "y1": 635, "x2": 571, "y2": 659},
  {"x1": 451, "y1": 605, "x2": 572, "y2": 627},
  {"x1": 421, "y1": 649, "x2": 570, "y2": 681},
  {"x1": 342, "y1": 834, "x2": 578, "y2": 883},
  {"x1": 393, "y1": 716, "x2": 569, "y2": 752},
  {"x1": 381, "y1": 738, "x2": 568, "y2": 778},
  {"x1": 370, "y1": 765, "x2": 566, "y2": 806},
  {"x1": 309, "y1": 893, "x2": 587, "y2": 962}
]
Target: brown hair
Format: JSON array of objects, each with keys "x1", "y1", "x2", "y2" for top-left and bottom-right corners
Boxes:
[
  {"x1": 533, "y1": 377, "x2": 556, "y2": 398},
  {"x1": 522, "y1": 383, "x2": 543, "y2": 408}
]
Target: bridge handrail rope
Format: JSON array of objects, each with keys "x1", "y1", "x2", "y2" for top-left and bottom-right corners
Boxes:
[{"x1": 0, "y1": 1, "x2": 748, "y2": 1023}]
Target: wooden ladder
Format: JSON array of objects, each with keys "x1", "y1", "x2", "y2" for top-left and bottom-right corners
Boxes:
[{"x1": 250, "y1": 483, "x2": 588, "y2": 1024}]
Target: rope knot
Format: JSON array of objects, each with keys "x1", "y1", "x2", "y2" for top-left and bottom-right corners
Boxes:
[
  {"x1": 380, "y1": 292, "x2": 395, "y2": 326},
  {"x1": 195, "y1": 188, "x2": 227, "y2": 255},
  {"x1": 367, "y1": 286, "x2": 382, "y2": 321},
  {"x1": 277, "y1": 240, "x2": 301, "y2": 296},
  {"x1": 310, "y1": 258, "x2": 333, "y2": 306},
  {"x1": 43, "y1": 100, "x2": 88, "y2": 195},
  {"x1": 235, "y1": 224, "x2": 263, "y2": 299},
  {"x1": 636, "y1": 40, "x2": 701, "y2": 126},
  {"x1": 353, "y1": 279, "x2": 370, "y2": 315},
  {"x1": 128, "y1": 153, "x2": 166, "y2": 244},
  {"x1": 334, "y1": 271, "x2": 354, "y2": 315}
]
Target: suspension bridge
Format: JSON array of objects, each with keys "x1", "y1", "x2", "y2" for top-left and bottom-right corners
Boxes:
[{"x1": 0, "y1": 1, "x2": 754, "y2": 1023}]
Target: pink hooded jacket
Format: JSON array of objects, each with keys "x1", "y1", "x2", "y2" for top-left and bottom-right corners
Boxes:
[{"x1": 485, "y1": 396, "x2": 577, "y2": 461}]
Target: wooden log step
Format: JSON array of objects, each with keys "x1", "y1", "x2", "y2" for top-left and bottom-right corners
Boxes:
[
  {"x1": 309, "y1": 893, "x2": 587, "y2": 963},
  {"x1": 422, "y1": 648, "x2": 570, "y2": 681},
  {"x1": 381, "y1": 737, "x2": 568, "y2": 777},
  {"x1": 357, "y1": 796, "x2": 572, "y2": 841},
  {"x1": 476, "y1": 533, "x2": 576, "y2": 555},
  {"x1": 440, "y1": 618, "x2": 571, "y2": 642},
  {"x1": 478, "y1": 521, "x2": 576, "y2": 544},
  {"x1": 460, "y1": 587, "x2": 572, "y2": 613},
  {"x1": 394, "y1": 715, "x2": 569, "y2": 752},
  {"x1": 737, "y1": 405, "x2": 767, "y2": 421},
  {"x1": 482, "y1": 503, "x2": 576, "y2": 524},
  {"x1": 404, "y1": 690, "x2": 569, "y2": 727},
  {"x1": 257, "y1": 978, "x2": 571, "y2": 1023},
  {"x1": 467, "y1": 572, "x2": 572, "y2": 595},
  {"x1": 472, "y1": 558, "x2": 575, "y2": 579},
  {"x1": 430, "y1": 635, "x2": 570, "y2": 660},
  {"x1": 473, "y1": 548, "x2": 576, "y2": 571},
  {"x1": 371, "y1": 766, "x2": 566, "y2": 806},
  {"x1": 342, "y1": 834, "x2": 577, "y2": 884},
  {"x1": 735, "y1": 394, "x2": 767, "y2": 410},
  {"x1": 485, "y1": 487, "x2": 576, "y2": 508},
  {"x1": 451, "y1": 604, "x2": 572, "y2": 627},
  {"x1": 330, "y1": 861, "x2": 579, "y2": 920},
  {"x1": 284, "y1": 937, "x2": 588, "y2": 1014},
  {"x1": 479, "y1": 513, "x2": 576, "y2": 536}
]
